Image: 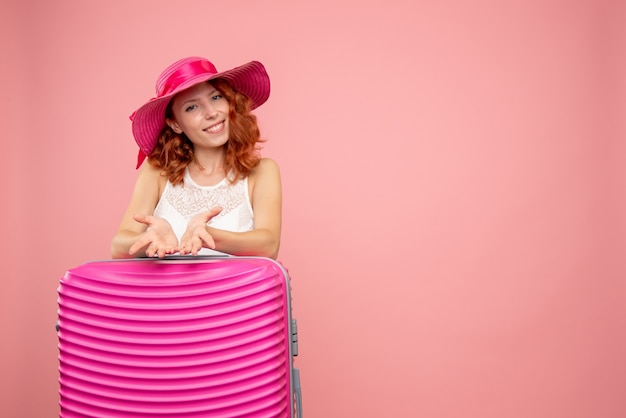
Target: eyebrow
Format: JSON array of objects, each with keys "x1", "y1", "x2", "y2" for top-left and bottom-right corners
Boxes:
[{"x1": 180, "y1": 88, "x2": 219, "y2": 107}]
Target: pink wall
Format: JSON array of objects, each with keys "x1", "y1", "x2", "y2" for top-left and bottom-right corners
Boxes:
[{"x1": 2, "y1": 0, "x2": 625, "y2": 417}]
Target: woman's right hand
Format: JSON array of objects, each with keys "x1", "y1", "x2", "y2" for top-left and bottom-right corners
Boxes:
[{"x1": 129, "y1": 214, "x2": 179, "y2": 258}]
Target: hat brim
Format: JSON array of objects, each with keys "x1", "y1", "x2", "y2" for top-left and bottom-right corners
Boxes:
[{"x1": 131, "y1": 60, "x2": 270, "y2": 167}]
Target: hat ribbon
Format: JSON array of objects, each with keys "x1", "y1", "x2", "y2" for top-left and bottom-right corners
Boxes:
[{"x1": 160, "y1": 60, "x2": 218, "y2": 96}]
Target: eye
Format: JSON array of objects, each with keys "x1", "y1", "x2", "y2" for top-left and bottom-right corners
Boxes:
[
  {"x1": 185, "y1": 104, "x2": 198, "y2": 112},
  {"x1": 211, "y1": 94, "x2": 223, "y2": 101}
]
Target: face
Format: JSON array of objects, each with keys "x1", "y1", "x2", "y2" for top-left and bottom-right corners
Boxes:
[{"x1": 167, "y1": 81, "x2": 230, "y2": 149}]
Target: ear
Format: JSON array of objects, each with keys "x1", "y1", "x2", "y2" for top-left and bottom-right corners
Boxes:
[{"x1": 166, "y1": 119, "x2": 183, "y2": 134}]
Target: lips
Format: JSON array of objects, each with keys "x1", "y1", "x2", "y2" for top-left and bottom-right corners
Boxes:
[{"x1": 204, "y1": 121, "x2": 225, "y2": 133}]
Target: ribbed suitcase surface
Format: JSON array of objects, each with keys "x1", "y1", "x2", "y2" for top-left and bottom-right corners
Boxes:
[{"x1": 57, "y1": 257, "x2": 300, "y2": 417}]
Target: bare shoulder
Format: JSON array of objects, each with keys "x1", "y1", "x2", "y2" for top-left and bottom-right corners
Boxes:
[
  {"x1": 136, "y1": 161, "x2": 166, "y2": 183},
  {"x1": 250, "y1": 158, "x2": 280, "y2": 180},
  {"x1": 134, "y1": 161, "x2": 168, "y2": 198},
  {"x1": 249, "y1": 158, "x2": 281, "y2": 194},
  {"x1": 137, "y1": 160, "x2": 164, "y2": 179},
  {"x1": 255, "y1": 158, "x2": 280, "y2": 173}
]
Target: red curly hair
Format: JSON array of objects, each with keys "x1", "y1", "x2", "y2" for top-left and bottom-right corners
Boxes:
[{"x1": 147, "y1": 78, "x2": 264, "y2": 185}]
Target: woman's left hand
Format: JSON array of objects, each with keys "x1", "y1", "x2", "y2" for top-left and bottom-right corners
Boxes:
[{"x1": 178, "y1": 207, "x2": 223, "y2": 255}]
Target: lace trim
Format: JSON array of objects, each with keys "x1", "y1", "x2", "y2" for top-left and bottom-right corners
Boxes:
[{"x1": 165, "y1": 178, "x2": 248, "y2": 221}]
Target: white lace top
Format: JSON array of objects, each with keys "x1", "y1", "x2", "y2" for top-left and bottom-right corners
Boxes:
[{"x1": 153, "y1": 168, "x2": 254, "y2": 255}]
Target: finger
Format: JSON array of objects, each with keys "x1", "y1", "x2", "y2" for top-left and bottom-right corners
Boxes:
[
  {"x1": 178, "y1": 242, "x2": 190, "y2": 255},
  {"x1": 198, "y1": 230, "x2": 216, "y2": 249},
  {"x1": 129, "y1": 237, "x2": 150, "y2": 255},
  {"x1": 198, "y1": 207, "x2": 223, "y2": 224},
  {"x1": 203, "y1": 236, "x2": 216, "y2": 249},
  {"x1": 148, "y1": 240, "x2": 164, "y2": 257},
  {"x1": 187, "y1": 236, "x2": 199, "y2": 256},
  {"x1": 190, "y1": 229, "x2": 214, "y2": 251},
  {"x1": 206, "y1": 206, "x2": 222, "y2": 221}
]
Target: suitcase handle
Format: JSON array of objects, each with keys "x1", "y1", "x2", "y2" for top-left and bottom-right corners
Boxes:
[{"x1": 293, "y1": 367, "x2": 303, "y2": 417}]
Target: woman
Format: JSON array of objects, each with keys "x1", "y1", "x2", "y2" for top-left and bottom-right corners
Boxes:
[{"x1": 110, "y1": 57, "x2": 281, "y2": 259}]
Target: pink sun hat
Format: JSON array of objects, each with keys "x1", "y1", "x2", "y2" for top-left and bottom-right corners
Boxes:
[{"x1": 130, "y1": 57, "x2": 270, "y2": 168}]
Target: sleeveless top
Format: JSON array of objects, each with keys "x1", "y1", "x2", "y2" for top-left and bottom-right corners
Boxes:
[{"x1": 153, "y1": 168, "x2": 254, "y2": 255}]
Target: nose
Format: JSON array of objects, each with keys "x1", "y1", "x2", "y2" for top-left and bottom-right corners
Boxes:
[{"x1": 204, "y1": 101, "x2": 218, "y2": 119}]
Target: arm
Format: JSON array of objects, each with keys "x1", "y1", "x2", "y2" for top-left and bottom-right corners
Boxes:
[
  {"x1": 179, "y1": 158, "x2": 282, "y2": 259},
  {"x1": 110, "y1": 163, "x2": 176, "y2": 258},
  {"x1": 214, "y1": 158, "x2": 282, "y2": 258}
]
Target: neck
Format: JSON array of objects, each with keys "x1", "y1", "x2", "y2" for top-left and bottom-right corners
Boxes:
[{"x1": 192, "y1": 147, "x2": 226, "y2": 175}]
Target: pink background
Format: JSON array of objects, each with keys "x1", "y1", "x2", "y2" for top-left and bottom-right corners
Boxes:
[{"x1": 2, "y1": 1, "x2": 625, "y2": 417}]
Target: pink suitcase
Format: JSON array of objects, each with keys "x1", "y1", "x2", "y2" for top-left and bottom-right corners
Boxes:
[{"x1": 57, "y1": 256, "x2": 302, "y2": 417}]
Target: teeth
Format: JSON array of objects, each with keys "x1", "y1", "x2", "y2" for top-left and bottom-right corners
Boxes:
[{"x1": 206, "y1": 122, "x2": 223, "y2": 133}]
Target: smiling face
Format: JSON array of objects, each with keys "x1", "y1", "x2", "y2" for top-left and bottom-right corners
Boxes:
[{"x1": 166, "y1": 81, "x2": 230, "y2": 150}]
